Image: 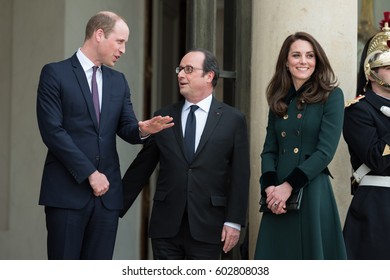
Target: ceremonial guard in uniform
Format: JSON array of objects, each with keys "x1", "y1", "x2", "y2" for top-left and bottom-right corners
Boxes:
[{"x1": 343, "y1": 14, "x2": 390, "y2": 259}]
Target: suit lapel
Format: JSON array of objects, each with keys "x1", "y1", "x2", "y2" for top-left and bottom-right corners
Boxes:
[
  {"x1": 71, "y1": 55, "x2": 99, "y2": 132},
  {"x1": 195, "y1": 97, "x2": 223, "y2": 158},
  {"x1": 170, "y1": 101, "x2": 187, "y2": 158}
]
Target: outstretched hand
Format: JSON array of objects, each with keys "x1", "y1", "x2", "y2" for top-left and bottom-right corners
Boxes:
[{"x1": 138, "y1": 115, "x2": 174, "y2": 137}]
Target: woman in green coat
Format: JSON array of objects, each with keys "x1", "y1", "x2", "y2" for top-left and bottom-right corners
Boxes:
[{"x1": 254, "y1": 32, "x2": 347, "y2": 259}]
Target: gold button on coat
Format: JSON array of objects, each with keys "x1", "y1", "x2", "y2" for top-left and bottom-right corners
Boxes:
[{"x1": 293, "y1": 148, "x2": 299, "y2": 153}]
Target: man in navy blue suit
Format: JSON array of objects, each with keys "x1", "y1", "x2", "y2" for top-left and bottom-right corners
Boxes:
[{"x1": 36, "y1": 11, "x2": 173, "y2": 260}]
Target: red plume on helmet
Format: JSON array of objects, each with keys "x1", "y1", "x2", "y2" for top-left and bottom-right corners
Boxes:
[{"x1": 379, "y1": 11, "x2": 390, "y2": 29}]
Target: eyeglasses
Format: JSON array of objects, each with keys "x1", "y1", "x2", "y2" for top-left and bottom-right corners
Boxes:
[{"x1": 175, "y1": 65, "x2": 203, "y2": 74}]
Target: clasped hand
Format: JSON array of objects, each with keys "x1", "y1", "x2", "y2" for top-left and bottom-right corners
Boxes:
[
  {"x1": 89, "y1": 170, "x2": 109, "y2": 197},
  {"x1": 265, "y1": 182, "x2": 293, "y2": 215}
]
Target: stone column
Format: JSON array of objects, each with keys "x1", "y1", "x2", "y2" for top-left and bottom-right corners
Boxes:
[{"x1": 186, "y1": 0, "x2": 217, "y2": 52}]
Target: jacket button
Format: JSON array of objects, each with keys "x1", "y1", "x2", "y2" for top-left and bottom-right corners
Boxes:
[
  {"x1": 283, "y1": 114, "x2": 288, "y2": 120},
  {"x1": 293, "y1": 148, "x2": 299, "y2": 154},
  {"x1": 281, "y1": 131, "x2": 286, "y2": 137},
  {"x1": 297, "y1": 113, "x2": 302, "y2": 119}
]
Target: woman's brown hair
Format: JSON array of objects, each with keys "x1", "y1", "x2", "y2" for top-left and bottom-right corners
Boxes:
[{"x1": 267, "y1": 32, "x2": 338, "y2": 117}]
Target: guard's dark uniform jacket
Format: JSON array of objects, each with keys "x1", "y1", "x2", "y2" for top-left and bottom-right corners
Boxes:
[{"x1": 343, "y1": 89, "x2": 390, "y2": 259}]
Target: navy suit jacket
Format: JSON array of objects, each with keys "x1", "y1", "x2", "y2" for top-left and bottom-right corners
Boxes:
[
  {"x1": 37, "y1": 54, "x2": 142, "y2": 210},
  {"x1": 121, "y1": 98, "x2": 250, "y2": 244}
]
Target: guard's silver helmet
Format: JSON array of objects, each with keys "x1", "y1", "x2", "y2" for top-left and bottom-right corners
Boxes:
[{"x1": 364, "y1": 21, "x2": 390, "y2": 88}]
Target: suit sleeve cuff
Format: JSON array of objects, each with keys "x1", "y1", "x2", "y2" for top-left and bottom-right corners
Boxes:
[
  {"x1": 260, "y1": 171, "x2": 278, "y2": 194},
  {"x1": 284, "y1": 167, "x2": 308, "y2": 190}
]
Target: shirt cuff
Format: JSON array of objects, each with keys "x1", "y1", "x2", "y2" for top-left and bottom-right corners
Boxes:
[
  {"x1": 139, "y1": 128, "x2": 150, "y2": 140},
  {"x1": 224, "y1": 222, "x2": 241, "y2": 231}
]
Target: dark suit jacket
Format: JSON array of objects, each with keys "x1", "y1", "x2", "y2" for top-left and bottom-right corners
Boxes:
[
  {"x1": 37, "y1": 54, "x2": 142, "y2": 210},
  {"x1": 121, "y1": 97, "x2": 250, "y2": 244}
]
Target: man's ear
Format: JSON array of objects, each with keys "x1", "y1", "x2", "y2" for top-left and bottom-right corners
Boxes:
[
  {"x1": 95, "y1": 28, "x2": 105, "y2": 42},
  {"x1": 207, "y1": 71, "x2": 215, "y2": 83}
]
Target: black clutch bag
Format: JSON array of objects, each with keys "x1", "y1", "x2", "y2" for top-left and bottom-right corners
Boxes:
[{"x1": 259, "y1": 188, "x2": 303, "y2": 212}]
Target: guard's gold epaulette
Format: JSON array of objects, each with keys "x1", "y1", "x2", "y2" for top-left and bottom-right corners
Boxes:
[{"x1": 345, "y1": 94, "x2": 365, "y2": 107}]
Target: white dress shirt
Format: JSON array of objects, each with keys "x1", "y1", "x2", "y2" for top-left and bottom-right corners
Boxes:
[
  {"x1": 181, "y1": 94, "x2": 212, "y2": 151},
  {"x1": 76, "y1": 48, "x2": 102, "y2": 111}
]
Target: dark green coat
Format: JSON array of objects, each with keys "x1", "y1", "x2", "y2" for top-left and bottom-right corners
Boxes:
[{"x1": 254, "y1": 87, "x2": 347, "y2": 259}]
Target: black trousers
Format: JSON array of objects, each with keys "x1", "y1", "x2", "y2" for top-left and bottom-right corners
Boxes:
[
  {"x1": 151, "y1": 213, "x2": 222, "y2": 260},
  {"x1": 343, "y1": 186, "x2": 390, "y2": 259},
  {"x1": 45, "y1": 196, "x2": 119, "y2": 260}
]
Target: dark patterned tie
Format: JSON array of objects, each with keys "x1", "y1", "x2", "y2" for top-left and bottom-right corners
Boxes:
[
  {"x1": 184, "y1": 105, "x2": 199, "y2": 162},
  {"x1": 91, "y1": 66, "x2": 100, "y2": 125}
]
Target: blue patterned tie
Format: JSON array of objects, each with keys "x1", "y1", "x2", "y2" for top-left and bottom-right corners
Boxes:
[
  {"x1": 184, "y1": 105, "x2": 199, "y2": 161},
  {"x1": 91, "y1": 66, "x2": 100, "y2": 125}
]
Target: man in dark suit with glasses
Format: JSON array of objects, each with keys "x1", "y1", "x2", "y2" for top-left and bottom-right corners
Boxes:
[{"x1": 121, "y1": 48, "x2": 250, "y2": 260}]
